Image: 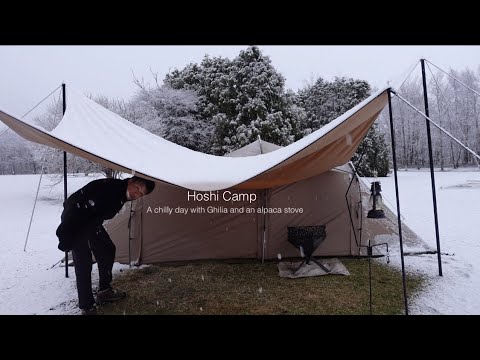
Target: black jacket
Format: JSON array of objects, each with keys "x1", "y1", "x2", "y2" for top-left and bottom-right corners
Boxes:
[{"x1": 56, "y1": 178, "x2": 129, "y2": 251}]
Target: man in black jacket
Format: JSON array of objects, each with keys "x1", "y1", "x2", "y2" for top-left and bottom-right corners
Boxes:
[{"x1": 56, "y1": 176, "x2": 156, "y2": 315}]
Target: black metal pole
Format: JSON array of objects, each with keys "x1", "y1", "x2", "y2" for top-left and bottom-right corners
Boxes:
[
  {"x1": 368, "y1": 245, "x2": 372, "y2": 315},
  {"x1": 421, "y1": 59, "x2": 443, "y2": 277},
  {"x1": 62, "y1": 83, "x2": 68, "y2": 278},
  {"x1": 128, "y1": 201, "x2": 133, "y2": 268},
  {"x1": 262, "y1": 189, "x2": 267, "y2": 263},
  {"x1": 388, "y1": 89, "x2": 409, "y2": 315}
]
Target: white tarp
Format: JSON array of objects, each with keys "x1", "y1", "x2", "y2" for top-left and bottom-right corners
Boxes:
[{"x1": 0, "y1": 86, "x2": 389, "y2": 191}]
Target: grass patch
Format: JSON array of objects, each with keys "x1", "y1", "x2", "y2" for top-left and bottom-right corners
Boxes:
[{"x1": 98, "y1": 258, "x2": 424, "y2": 315}]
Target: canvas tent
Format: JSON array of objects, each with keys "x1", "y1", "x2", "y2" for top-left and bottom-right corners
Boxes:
[
  {"x1": 106, "y1": 138, "x2": 430, "y2": 265},
  {"x1": 106, "y1": 140, "x2": 365, "y2": 264},
  {"x1": 0, "y1": 85, "x2": 428, "y2": 265}
]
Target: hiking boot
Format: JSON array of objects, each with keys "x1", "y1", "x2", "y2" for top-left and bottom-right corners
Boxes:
[
  {"x1": 81, "y1": 306, "x2": 97, "y2": 315},
  {"x1": 95, "y1": 288, "x2": 127, "y2": 305}
]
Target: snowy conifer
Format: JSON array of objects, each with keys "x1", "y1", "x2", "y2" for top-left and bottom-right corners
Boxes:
[
  {"x1": 165, "y1": 46, "x2": 303, "y2": 154},
  {"x1": 296, "y1": 77, "x2": 389, "y2": 176}
]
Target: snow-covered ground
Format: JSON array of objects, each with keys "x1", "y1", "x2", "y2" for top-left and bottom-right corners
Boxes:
[
  {"x1": 370, "y1": 169, "x2": 480, "y2": 315},
  {"x1": 0, "y1": 170, "x2": 479, "y2": 315},
  {"x1": 0, "y1": 174, "x2": 129, "y2": 315}
]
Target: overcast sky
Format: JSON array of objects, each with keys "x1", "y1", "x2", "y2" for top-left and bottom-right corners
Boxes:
[{"x1": 1, "y1": 45, "x2": 480, "y2": 122}]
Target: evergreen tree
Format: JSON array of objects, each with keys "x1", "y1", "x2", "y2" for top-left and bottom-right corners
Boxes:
[
  {"x1": 165, "y1": 46, "x2": 302, "y2": 154},
  {"x1": 296, "y1": 77, "x2": 371, "y2": 134},
  {"x1": 165, "y1": 57, "x2": 233, "y2": 121},
  {"x1": 296, "y1": 77, "x2": 389, "y2": 176},
  {"x1": 351, "y1": 124, "x2": 390, "y2": 177}
]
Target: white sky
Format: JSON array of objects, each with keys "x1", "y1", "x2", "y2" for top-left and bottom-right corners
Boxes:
[{"x1": 1, "y1": 45, "x2": 480, "y2": 118}]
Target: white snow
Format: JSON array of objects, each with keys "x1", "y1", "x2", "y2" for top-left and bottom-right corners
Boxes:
[
  {"x1": 0, "y1": 169, "x2": 479, "y2": 315},
  {"x1": 0, "y1": 174, "x2": 129, "y2": 315},
  {"x1": 367, "y1": 169, "x2": 480, "y2": 314}
]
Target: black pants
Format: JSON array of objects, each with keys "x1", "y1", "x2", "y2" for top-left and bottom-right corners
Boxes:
[{"x1": 71, "y1": 225, "x2": 116, "y2": 310}]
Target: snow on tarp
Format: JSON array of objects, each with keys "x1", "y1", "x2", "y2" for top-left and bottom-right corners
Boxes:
[{"x1": 0, "y1": 86, "x2": 389, "y2": 191}]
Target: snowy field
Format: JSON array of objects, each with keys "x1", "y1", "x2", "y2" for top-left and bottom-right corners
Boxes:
[
  {"x1": 0, "y1": 174, "x2": 130, "y2": 315},
  {"x1": 0, "y1": 170, "x2": 479, "y2": 315},
  {"x1": 370, "y1": 169, "x2": 480, "y2": 315}
]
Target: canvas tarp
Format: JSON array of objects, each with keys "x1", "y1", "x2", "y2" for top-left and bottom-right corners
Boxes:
[{"x1": 0, "y1": 86, "x2": 389, "y2": 191}]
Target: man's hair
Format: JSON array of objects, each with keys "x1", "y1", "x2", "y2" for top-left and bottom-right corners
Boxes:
[{"x1": 130, "y1": 176, "x2": 156, "y2": 194}]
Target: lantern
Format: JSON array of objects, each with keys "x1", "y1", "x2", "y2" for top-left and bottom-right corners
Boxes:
[{"x1": 367, "y1": 181, "x2": 385, "y2": 219}]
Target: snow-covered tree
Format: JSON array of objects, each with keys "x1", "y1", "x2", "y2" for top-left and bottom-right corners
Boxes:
[
  {"x1": 351, "y1": 124, "x2": 390, "y2": 177},
  {"x1": 165, "y1": 56, "x2": 233, "y2": 121},
  {"x1": 0, "y1": 131, "x2": 36, "y2": 174},
  {"x1": 379, "y1": 66, "x2": 480, "y2": 170},
  {"x1": 296, "y1": 77, "x2": 371, "y2": 135},
  {"x1": 296, "y1": 76, "x2": 389, "y2": 176},
  {"x1": 165, "y1": 46, "x2": 302, "y2": 154},
  {"x1": 447, "y1": 68, "x2": 480, "y2": 166},
  {"x1": 129, "y1": 82, "x2": 211, "y2": 153}
]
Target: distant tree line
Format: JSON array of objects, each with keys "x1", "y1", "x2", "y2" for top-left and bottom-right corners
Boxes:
[
  {"x1": 378, "y1": 68, "x2": 480, "y2": 170},
  {"x1": 0, "y1": 132, "x2": 37, "y2": 174},
  {"x1": 3, "y1": 47, "x2": 477, "y2": 178}
]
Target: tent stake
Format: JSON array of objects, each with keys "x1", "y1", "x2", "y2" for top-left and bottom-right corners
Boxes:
[
  {"x1": 421, "y1": 59, "x2": 443, "y2": 277},
  {"x1": 387, "y1": 89, "x2": 409, "y2": 315}
]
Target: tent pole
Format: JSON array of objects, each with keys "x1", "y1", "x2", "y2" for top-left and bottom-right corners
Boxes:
[
  {"x1": 262, "y1": 189, "x2": 267, "y2": 263},
  {"x1": 387, "y1": 89, "x2": 409, "y2": 315},
  {"x1": 62, "y1": 83, "x2": 69, "y2": 278},
  {"x1": 420, "y1": 59, "x2": 443, "y2": 277},
  {"x1": 23, "y1": 165, "x2": 44, "y2": 251},
  {"x1": 128, "y1": 201, "x2": 133, "y2": 268},
  {"x1": 259, "y1": 137, "x2": 267, "y2": 264},
  {"x1": 368, "y1": 245, "x2": 372, "y2": 315}
]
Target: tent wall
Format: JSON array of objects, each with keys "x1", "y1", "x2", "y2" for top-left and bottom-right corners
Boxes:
[
  {"x1": 141, "y1": 185, "x2": 260, "y2": 263},
  {"x1": 266, "y1": 169, "x2": 361, "y2": 259},
  {"x1": 358, "y1": 179, "x2": 430, "y2": 251},
  {"x1": 106, "y1": 198, "x2": 143, "y2": 264},
  {"x1": 109, "y1": 183, "x2": 261, "y2": 264},
  {"x1": 107, "y1": 166, "x2": 365, "y2": 264}
]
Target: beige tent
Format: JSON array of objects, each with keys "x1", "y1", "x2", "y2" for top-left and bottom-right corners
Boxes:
[
  {"x1": 1, "y1": 85, "x2": 429, "y2": 265},
  {"x1": 106, "y1": 139, "x2": 365, "y2": 264},
  {"x1": 106, "y1": 138, "x2": 428, "y2": 265}
]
